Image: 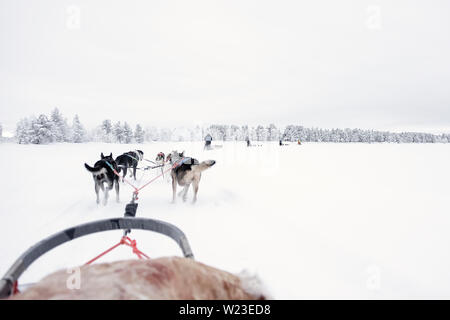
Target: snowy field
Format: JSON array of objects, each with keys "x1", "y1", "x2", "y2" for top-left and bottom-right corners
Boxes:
[{"x1": 0, "y1": 141, "x2": 449, "y2": 299}]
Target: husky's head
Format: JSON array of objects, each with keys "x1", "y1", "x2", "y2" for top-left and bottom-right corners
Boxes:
[
  {"x1": 101, "y1": 152, "x2": 114, "y2": 162},
  {"x1": 167, "y1": 151, "x2": 184, "y2": 164},
  {"x1": 135, "y1": 150, "x2": 144, "y2": 161},
  {"x1": 156, "y1": 152, "x2": 165, "y2": 161}
]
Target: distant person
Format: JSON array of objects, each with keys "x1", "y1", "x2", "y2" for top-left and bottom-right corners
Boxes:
[
  {"x1": 246, "y1": 137, "x2": 251, "y2": 147},
  {"x1": 298, "y1": 139, "x2": 302, "y2": 145},
  {"x1": 204, "y1": 134, "x2": 212, "y2": 150}
]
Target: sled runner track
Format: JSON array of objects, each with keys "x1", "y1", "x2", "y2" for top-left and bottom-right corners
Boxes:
[
  {"x1": 34, "y1": 199, "x2": 85, "y2": 235},
  {"x1": 0, "y1": 217, "x2": 194, "y2": 298}
]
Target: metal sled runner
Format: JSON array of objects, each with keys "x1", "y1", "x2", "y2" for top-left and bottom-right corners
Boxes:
[{"x1": 0, "y1": 216, "x2": 194, "y2": 299}]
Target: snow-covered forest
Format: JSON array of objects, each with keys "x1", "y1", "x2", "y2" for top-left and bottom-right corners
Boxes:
[
  {"x1": 11, "y1": 109, "x2": 450, "y2": 144},
  {"x1": 15, "y1": 108, "x2": 87, "y2": 144}
]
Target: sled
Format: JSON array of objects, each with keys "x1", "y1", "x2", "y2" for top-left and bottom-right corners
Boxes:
[
  {"x1": 0, "y1": 215, "x2": 194, "y2": 298},
  {"x1": 204, "y1": 144, "x2": 223, "y2": 150}
]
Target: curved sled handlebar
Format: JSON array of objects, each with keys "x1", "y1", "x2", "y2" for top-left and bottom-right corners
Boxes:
[{"x1": 0, "y1": 217, "x2": 194, "y2": 299}]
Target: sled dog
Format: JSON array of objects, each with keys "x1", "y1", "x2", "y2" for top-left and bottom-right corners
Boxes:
[
  {"x1": 115, "y1": 150, "x2": 144, "y2": 181},
  {"x1": 84, "y1": 153, "x2": 120, "y2": 205},
  {"x1": 155, "y1": 152, "x2": 165, "y2": 164},
  {"x1": 167, "y1": 151, "x2": 216, "y2": 203}
]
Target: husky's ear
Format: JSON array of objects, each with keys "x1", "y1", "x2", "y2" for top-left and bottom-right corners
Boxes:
[
  {"x1": 109, "y1": 153, "x2": 112, "y2": 158},
  {"x1": 101, "y1": 153, "x2": 105, "y2": 159},
  {"x1": 180, "y1": 151, "x2": 184, "y2": 157}
]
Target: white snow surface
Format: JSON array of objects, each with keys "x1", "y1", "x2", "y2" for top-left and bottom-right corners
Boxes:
[{"x1": 0, "y1": 141, "x2": 449, "y2": 299}]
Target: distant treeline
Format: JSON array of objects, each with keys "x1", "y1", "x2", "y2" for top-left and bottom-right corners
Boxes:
[
  {"x1": 282, "y1": 125, "x2": 450, "y2": 143},
  {"x1": 15, "y1": 108, "x2": 87, "y2": 144},
  {"x1": 11, "y1": 109, "x2": 450, "y2": 144}
]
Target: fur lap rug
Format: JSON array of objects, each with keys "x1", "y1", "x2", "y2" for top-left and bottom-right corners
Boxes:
[{"x1": 10, "y1": 257, "x2": 269, "y2": 300}]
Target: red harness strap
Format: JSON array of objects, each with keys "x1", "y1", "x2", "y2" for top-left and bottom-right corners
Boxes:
[
  {"x1": 85, "y1": 236, "x2": 149, "y2": 265},
  {"x1": 12, "y1": 281, "x2": 19, "y2": 295},
  {"x1": 105, "y1": 161, "x2": 139, "y2": 193},
  {"x1": 106, "y1": 159, "x2": 182, "y2": 200},
  {"x1": 135, "y1": 159, "x2": 183, "y2": 193}
]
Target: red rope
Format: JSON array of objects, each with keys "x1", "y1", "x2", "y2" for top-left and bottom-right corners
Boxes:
[
  {"x1": 12, "y1": 281, "x2": 19, "y2": 295},
  {"x1": 135, "y1": 165, "x2": 172, "y2": 192},
  {"x1": 106, "y1": 160, "x2": 181, "y2": 200},
  {"x1": 85, "y1": 236, "x2": 150, "y2": 265},
  {"x1": 105, "y1": 161, "x2": 140, "y2": 193},
  {"x1": 113, "y1": 168, "x2": 139, "y2": 193},
  {"x1": 135, "y1": 160, "x2": 181, "y2": 193},
  {"x1": 123, "y1": 236, "x2": 150, "y2": 259}
]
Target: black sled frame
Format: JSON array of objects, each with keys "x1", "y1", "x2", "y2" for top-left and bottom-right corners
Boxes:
[{"x1": 0, "y1": 213, "x2": 194, "y2": 298}]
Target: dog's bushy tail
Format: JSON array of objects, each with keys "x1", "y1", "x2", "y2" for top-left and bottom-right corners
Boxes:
[
  {"x1": 196, "y1": 160, "x2": 216, "y2": 172},
  {"x1": 85, "y1": 163, "x2": 101, "y2": 173}
]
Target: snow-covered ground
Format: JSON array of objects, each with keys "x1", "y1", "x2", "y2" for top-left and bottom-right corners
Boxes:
[{"x1": 0, "y1": 141, "x2": 449, "y2": 299}]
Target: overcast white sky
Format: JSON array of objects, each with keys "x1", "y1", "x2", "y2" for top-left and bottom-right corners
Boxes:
[{"x1": 1, "y1": 0, "x2": 450, "y2": 134}]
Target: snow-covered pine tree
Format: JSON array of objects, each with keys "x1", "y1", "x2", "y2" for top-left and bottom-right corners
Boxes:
[
  {"x1": 31, "y1": 114, "x2": 55, "y2": 144},
  {"x1": 282, "y1": 125, "x2": 294, "y2": 141},
  {"x1": 255, "y1": 125, "x2": 267, "y2": 141},
  {"x1": 16, "y1": 118, "x2": 30, "y2": 144},
  {"x1": 248, "y1": 126, "x2": 256, "y2": 141},
  {"x1": 267, "y1": 124, "x2": 279, "y2": 141},
  {"x1": 50, "y1": 108, "x2": 70, "y2": 142},
  {"x1": 123, "y1": 122, "x2": 133, "y2": 143},
  {"x1": 228, "y1": 125, "x2": 239, "y2": 141},
  {"x1": 240, "y1": 125, "x2": 249, "y2": 141},
  {"x1": 50, "y1": 108, "x2": 62, "y2": 142},
  {"x1": 145, "y1": 126, "x2": 160, "y2": 141},
  {"x1": 207, "y1": 125, "x2": 226, "y2": 141},
  {"x1": 134, "y1": 124, "x2": 144, "y2": 143},
  {"x1": 72, "y1": 115, "x2": 87, "y2": 143},
  {"x1": 160, "y1": 128, "x2": 173, "y2": 141},
  {"x1": 113, "y1": 121, "x2": 124, "y2": 143},
  {"x1": 101, "y1": 120, "x2": 113, "y2": 143},
  {"x1": 223, "y1": 125, "x2": 230, "y2": 141}
]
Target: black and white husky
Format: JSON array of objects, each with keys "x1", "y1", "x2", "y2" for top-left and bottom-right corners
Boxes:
[
  {"x1": 84, "y1": 153, "x2": 120, "y2": 205},
  {"x1": 115, "y1": 150, "x2": 144, "y2": 182},
  {"x1": 167, "y1": 151, "x2": 216, "y2": 203}
]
